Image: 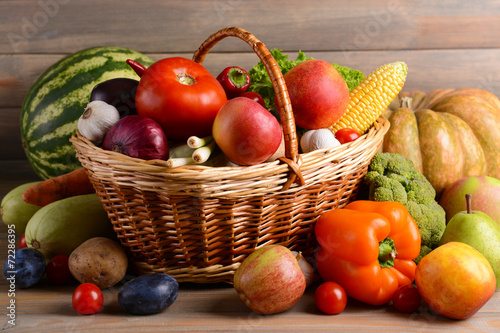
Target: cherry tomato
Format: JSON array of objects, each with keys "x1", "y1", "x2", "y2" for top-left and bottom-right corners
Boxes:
[
  {"x1": 18, "y1": 234, "x2": 27, "y2": 249},
  {"x1": 72, "y1": 283, "x2": 104, "y2": 315},
  {"x1": 314, "y1": 281, "x2": 347, "y2": 315},
  {"x1": 240, "y1": 91, "x2": 266, "y2": 108},
  {"x1": 392, "y1": 284, "x2": 422, "y2": 313},
  {"x1": 335, "y1": 128, "x2": 361, "y2": 144},
  {"x1": 134, "y1": 57, "x2": 227, "y2": 140},
  {"x1": 46, "y1": 254, "x2": 74, "y2": 285}
]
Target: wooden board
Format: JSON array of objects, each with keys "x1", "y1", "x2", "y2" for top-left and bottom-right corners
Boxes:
[
  {"x1": 2, "y1": 0, "x2": 500, "y2": 53},
  {"x1": 0, "y1": 278, "x2": 499, "y2": 332}
]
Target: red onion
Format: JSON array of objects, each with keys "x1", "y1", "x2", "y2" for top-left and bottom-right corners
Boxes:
[{"x1": 102, "y1": 115, "x2": 169, "y2": 160}]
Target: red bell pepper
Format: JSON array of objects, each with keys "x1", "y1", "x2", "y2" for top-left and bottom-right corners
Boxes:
[
  {"x1": 315, "y1": 200, "x2": 421, "y2": 306},
  {"x1": 216, "y1": 66, "x2": 250, "y2": 99}
]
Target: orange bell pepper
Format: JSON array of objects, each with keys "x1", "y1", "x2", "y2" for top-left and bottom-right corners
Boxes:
[{"x1": 314, "y1": 200, "x2": 421, "y2": 306}]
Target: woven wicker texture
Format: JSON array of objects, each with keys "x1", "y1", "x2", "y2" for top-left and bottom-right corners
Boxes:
[{"x1": 70, "y1": 27, "x2": 390, "y2": 283}]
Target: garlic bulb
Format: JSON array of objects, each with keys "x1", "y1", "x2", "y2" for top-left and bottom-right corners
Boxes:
[
  {"x1": 300, "y1": 128, "x2": 341, "y2": 153},
  {"x1": 78, "y1": 100, "x2": 120, "y2": 144}
]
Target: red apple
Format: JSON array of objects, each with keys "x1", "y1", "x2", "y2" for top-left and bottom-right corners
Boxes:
[
  {"x1": 212, "y1": 97, "x2": 282, "y2": 166},
  {"x1": 233, "y1": 245, "x2": 306, "y2": 315},
  {"x1": 415, "y1": 242, "x2": 495, "y2": 320},
  {"x1": 280, "y1": 59, "x2": 349, "y2": 129},
  {"x1": 439, "y1": 176, "x2": 500, "y2": 224}
]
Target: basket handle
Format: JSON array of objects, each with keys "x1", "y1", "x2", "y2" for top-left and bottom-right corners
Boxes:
[{"x1": 192, "y1": 27, "x2": 305, "y2": 189}]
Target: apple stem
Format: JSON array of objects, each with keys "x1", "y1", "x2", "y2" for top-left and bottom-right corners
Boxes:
[{"x1": 466, "y1": 194, "x2": 472, "y2": 214}]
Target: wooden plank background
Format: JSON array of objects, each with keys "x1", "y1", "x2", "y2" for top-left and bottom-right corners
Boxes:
[{"x1": 1, "y1": 0, "x2": 500, "y2": 164}]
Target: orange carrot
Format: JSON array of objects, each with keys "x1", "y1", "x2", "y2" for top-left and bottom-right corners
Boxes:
[{"x1": 22, "y1": 167, "x2": 95, "y2": 206}]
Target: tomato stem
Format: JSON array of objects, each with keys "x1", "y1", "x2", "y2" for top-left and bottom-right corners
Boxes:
[{"x1": 177, "y1": 73, "x2": 196, "y2": 86}]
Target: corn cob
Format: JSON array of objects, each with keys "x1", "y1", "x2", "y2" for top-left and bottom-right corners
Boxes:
[{"x1": 330, "y1": 61, "x2": 408, "y2": 134}]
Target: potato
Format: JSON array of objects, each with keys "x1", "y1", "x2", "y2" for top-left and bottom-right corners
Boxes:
[{"x1": 69, "y1": 237, "x2": 128, "y2": 289}]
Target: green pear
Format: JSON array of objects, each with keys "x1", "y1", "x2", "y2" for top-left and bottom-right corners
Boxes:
[{"x1": 439, "y1": 194, "x2": 500, "y2": 290}]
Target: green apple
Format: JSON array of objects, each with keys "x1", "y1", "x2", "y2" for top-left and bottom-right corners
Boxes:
[
  {"x1": 439, "y1": 194, "x2": 500, "y2": 290},
  {"x1": 439, "y1": 175, "x2": 500, "y2": 224}
]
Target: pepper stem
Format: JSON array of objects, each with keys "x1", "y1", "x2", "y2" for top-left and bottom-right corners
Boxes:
[
  {"x1": 378, "y1": 237, "x2": 397, "y2": 268},
  {"x1": 227, "y1": 67, "x2": 249, "y2": 88}
]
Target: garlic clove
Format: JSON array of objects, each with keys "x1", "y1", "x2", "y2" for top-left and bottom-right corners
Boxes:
[
  {"x1": 300, "y1": 130, "x2": 316, "y2": 153},
  {"x1": 78, "y1": 100, "x2": 120, "y2": 145},
  {"x1": 291, "y1": 251, "x2": 315, "y2": 288},
  {"x1": 310, "y1": 128, "x2": 340, "y2": 151}
]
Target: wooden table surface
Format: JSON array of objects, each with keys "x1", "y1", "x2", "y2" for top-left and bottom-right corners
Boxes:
[
  {"x1": 2, "y1": 1, "x2": 500, "y2": 330},
  {"x1": 1, "y1": 162, "x2": 500, "y2": 332}
]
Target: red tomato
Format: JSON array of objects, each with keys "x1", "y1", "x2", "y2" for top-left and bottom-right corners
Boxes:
[
  {"x1": 18, "y1": 234, "x2": 27, "y2": 249},
  {"x1": 315, "y1": 281, "x2": 347, "y2": 315},
  {"x1": 46, "y1": 254, "x2": 74, "y2": 285},
  {"x1": 72, "y1": 283, "x2": 104, "y2": 315},
  {"x1": 135, "y1": 57, "x2": 227, "y2": 140},
  {"x1": 392, "y1": 284, "x2": 422, "y2": 313},
  {"x1": 335, "y1": 128, "x2": 361, "y2": 144},
  {"x1": 240, "y1": 91, "x2": 266, "y2": 108}
]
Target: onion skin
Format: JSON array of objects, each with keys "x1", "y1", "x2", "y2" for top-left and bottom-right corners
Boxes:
[{"x1": 102, "y1": 115, "x2": 169, "y2": 160}]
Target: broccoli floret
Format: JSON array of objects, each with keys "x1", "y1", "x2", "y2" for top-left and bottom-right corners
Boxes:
[
  {"x1": 362, "y1": 152, "x2": 446, "y2": 263},
  {"x1": 406, "y1": 174, "x2": 436, "y2": 206},
  {"x1": 332, "y1": 63, "x2": 365, "y2": 92},
  {"x1": 365, "y1": 172, "x2": 408, "y2": 203},
  {"x1": 405, "y1": 200, "x2": 446, "y2": 262}
]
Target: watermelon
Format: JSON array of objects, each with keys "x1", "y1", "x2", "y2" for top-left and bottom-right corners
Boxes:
[{"x1": 20, "y1": 47, "x2": 154, "y2": 180}]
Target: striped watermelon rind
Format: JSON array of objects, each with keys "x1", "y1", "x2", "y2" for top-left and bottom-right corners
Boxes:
[{"x1": 21, "y1": 47, "x2": 154, "y2": 180}]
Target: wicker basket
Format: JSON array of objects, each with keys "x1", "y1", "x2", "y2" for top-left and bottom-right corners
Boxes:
[{"x1": 70, "y1": 27, "x2": 390, "y2": 283}]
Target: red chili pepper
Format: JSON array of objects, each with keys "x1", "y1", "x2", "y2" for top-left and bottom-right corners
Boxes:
[
  {"x1": 126, "y1": 59, "x2": 146, "y2": 77},
  {"x1": 216, "y1": 66, "x2": 250, "y2": 99}
]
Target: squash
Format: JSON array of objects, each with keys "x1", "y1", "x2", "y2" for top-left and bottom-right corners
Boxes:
[{"x1": 382, "y1": 88, "x2": 500, "y2": 198}]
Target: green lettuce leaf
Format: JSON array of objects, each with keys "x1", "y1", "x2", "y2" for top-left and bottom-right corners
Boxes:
[{"x1": 332, "y1": 63, "x2": 365, "y2": 92}]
